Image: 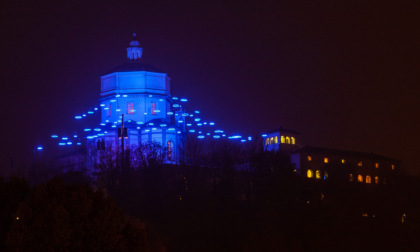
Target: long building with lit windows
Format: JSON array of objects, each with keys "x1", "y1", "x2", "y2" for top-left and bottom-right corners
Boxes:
[{"x1": 262, "y1": 130, "x2": 399, "y2": 185}]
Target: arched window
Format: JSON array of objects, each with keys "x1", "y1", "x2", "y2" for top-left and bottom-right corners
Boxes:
[
  {"x1": 365, "y1": 175, "x2": 371, "y2": 184},
  {"x1": 291, "y1": 137, "x2": 296, "y2": 145},
  {"x1": 270, "y1": 137, "x2": 274, "y2": 144},
  {"x1": 286, "y1": 137, "x2": 290, "y2": 144},
  {"x1": 274, "y1": 136, "x2": 278, "y2": 144},
  {"x1": 357, "y1": 175, "x2": 363, "y2": 183},
  {"x1": 316, "y1": 170, "x2": 321, "y2": 179},
  {"x1": 375, "y1": 176, "x2": 379, "y2": 184},
  {"x1": 349, "y1": 174, "x2": 354, "y2": 182},
  {"x1": 280, "y1": 136, "x2": 285, "y2": 143},
  {"x1": 307, "y1": 169, "x2": 313, "y2": 178}
]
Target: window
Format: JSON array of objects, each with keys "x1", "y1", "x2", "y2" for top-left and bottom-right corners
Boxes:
[
  {"x1": 265, "y1": 138, "x2": 269, "y2": 145},
  {"x1": 270, "y1": 137, "x2": 273, "y2": 144},
  {"x1": 151, "y1": 102, "x2": 156, "y2": 115},
  {"x1": 323, "y1": 171, "x2": 328, "y2": 180},
  {"x1": 391, "y1": 164, "x2": 395, "y2": 170},
  {"x1": 375, "y1": 176, "x2": 379, "y2": 184},
  {"x1": 128, "y1": 102, "x2": 134, "y2": 114},
  {"x1": 341, "y1": 159, "x2": 346, "y2": 164},
  {"x1": 107, "y1": 104, "x2": 112, "y2": 117},
  {"x1": 307, "y1": 169, "x2": 313, "y2": 178},
  {"x1": 291, "y1": 137, "x2": 295, "y2": 145},
  {"x1": 316, "y1": 170, "x2": 321, "y2": 179},
  {"x1": 324, "y1": 157, "x2": 329, "y2": 163},
  {"x1": 365, "y1": 175, "x2": 371, "y2": 184},
  {"x1": 307, "y1": 155, "x2": 312, "y2": 161},
  {"x1": 349, "y1": 174, "x2": 354, "y2": 182},
  {"x1": 274, "y1": 136, "x2": 278, "y2": 144},
  {"x1": 280, "y1": 136, "x2": 285, "y2": 143},
  {"x1": 358, "y1": 161, "x2": 363, "y2": 167},
  {"x1": 357, "y1": 175, "x2": 363, "y2": 183},
  {"x1": 167, "y1": 141, "x2": 172, "y2": 159},
  {"x1": 286, "y1": 136, "x2": 290, "y2": 144},
  {"x1": 375, "y1": 162, "x2": 379, "y2": 168}
]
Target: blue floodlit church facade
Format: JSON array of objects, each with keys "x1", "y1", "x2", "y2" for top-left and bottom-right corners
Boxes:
[{"x1": 96, "y1": 34, "x2": 186, "y2": 163}]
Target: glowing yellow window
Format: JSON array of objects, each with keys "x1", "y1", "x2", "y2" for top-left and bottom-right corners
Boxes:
[
  {"x1": 286, "y1": 137, "x2": 290, "y2": 144},
  {"x1": 265, "y1": 138, "x2": 269, "y2": 145},
  {"x1": 391, "y1": 164, "x2": 395, "y2": 170},
  {"x1": 324, "y1": 157, "x2": 329, "y2": 163},
  {"x1": 274, "y1": 136, "x2": 278, "y2": 144},
  {"x1": 280, "y1": 136, "x2": 285, "y2": 143},
  {"x1": 341, "y1": 159, "x2": 345, "y2": 164},
  {"x1": 307, "y1": 155, "x2": 312, "y2": 161},
  {"x1": 365, "y1": 175, "x2": 371, "y2": 184},
  {"x1": 357, "y1": 175, "x2": 363, "y2": 183},
  {"x1": 375, "y1": 176, "x2": 379, "y2": 184},
  {"x1": 307, "y1": 169, "x2": 313, "y2": 178},
  {"x1": 315, "y1": 170, "x2": 321, "y2": 179},
  {"x1": 291, "y1": 137, "x2": 295, "y2": 145},
  {"x1": 358, "y1": 161, "x2": 363, "y2": 167},
  {"x1": 349, "y1": 174, "x2": 354, "y2": 182},
  {"x1": 270, "y1": 137, "x2": 274, "y2": 144},
  {"x1": 375, "y1": 163, "x2": 379, "y2": 168}
]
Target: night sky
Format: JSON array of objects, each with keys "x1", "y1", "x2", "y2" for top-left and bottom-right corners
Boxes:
[{"x1": 1, "y1": 0, "x2": 419, "y2": 175}]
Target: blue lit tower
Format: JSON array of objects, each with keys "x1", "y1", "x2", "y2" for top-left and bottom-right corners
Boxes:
[{"x1": 98, "y1": 33, "x2": 185, "y2": 163}]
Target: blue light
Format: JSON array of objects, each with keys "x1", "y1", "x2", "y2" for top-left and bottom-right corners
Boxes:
[
  {"x1": 241, "y1": 139, "x2": 246, "y2": 143},
  {"x1": 82, "y1": 114, "x2": 86, "y2": 117},
  {"x1": 173, "y1": 104, "x2": 180, "y2": 108},
  {"x1": 111, "y1": 125, "x2": 116, "y2": 128},
  {"x1": 187, "y1": 123, "x2": 192, "y2": 126},
  {"x1": 172, "y1": 97, "x2": 178, "y2": 100},
  {"x1": 136, "y1": 122, "x2": 143, "y2": 124},
  {"x1": 189, "y1": 129, "x2": 196, "y2": 133},
  {"x1": 62, "y1": 137, "x2": 69, "y2": 140},
  {"x1": 100, "y1": 123, "x2": 106, "y2": 126},
  {"x1": 84, "y1": 128, "x2": 91, "y2": 132},
  {"x1": 206, "y1": 133, "x2": 210, "y2": 136},
  {"x1": 145, "y1": 129, "x2": 150, "y2": 132},
  {"x1": 178, "y1": 120, "x2": 183, "y2": 123},
  {"x1": 195, "y1": 110, "x2": 200, "y2": 114},
  {"x1": 189, "y1": 114, "x2": 193, "y2": 117},
  {"x1": 94, "y1": 128, "x2": 101, "y2": 132},
  {"x1": 51, "y1": 135, "x2": 58, "y2": 138},
  {"x1": 110, "y1": 99, "x2": 116, "y2": 102},
  {"x1": 222, "y1": 134, "x2": 226, "y2": 137},
  {"x1": 77, "y1": 142, "x2": 82, "y2": 145},
  {"x1": 197, "y1": 135, "x2": 205, "y2": 139},
  {"x1": 98, "y1": 133, "x2": 104, "y2": 136},
  {"x1": 94, "y1": 107, "x2": 98, "y2": 111},
  {"x1": 214, "y1": 130, "x2": 224, "y2": 133},
  {"x1": 213, "y1": 135, "x2": 220, "y2": 139},
  {"x1": 182, "y1": 113, "x2": 189, "y2": 117},
  {"x1": 59, "y1": 143, "x2": 66, "y2": 146},
  {"x1": 261, "y1": 134, "x2": 267, "y2": 137},
  {"x1": 197, "y1": 123, "x2": 202, "y2": 126},
  {"x1": 155, "y1": 109, "x2": 161, "y2": 113},
  {"x1": 177, "y1": 131, "x2": 182, "y2": 134},
  {"x1": 73, "y1": 135, "x2": 78, "y2": 138},
  {"x1": 100, "y1": 104, "x2": 105, "y2": 107},
  {"x1": 180, "y1": 98, "x2": 188, "y2": 102},
  {"x1": 168, "y1": 128, "x2": 175, "y2": 131},
  {"x1": 88, "y1": 111, "x2": 94, "y2": 114},
  {"x1": 149, "y1": 95, "x2": 153, "y2": 97},
  {"x1": 116, "y1": 108, "x2": 121, "y2": 112},
  {"x1": 122, "y1": 94, "x2": 128, "y2": 97},
  {"x1": 203, "y1": 122, "x2": 207, "y2": 125},
  {"x1": 75, "y1": 116, "x2": 82, "y2": 119},
  {"x1": 149, "y1": 122, "x2": 154, "y2": 126},
  {"x1": 37, "y1": 146, "x2": 43, "y2": 150},
  {"x1": 228, "y1": 135, "x2": 242, "y2": 139},
  {"x1": 116, "y1": 94, "x2": 121, "y2": 97},
  {"x1": 159, "y1": 99, "x2": 164, "y2": 102},
  {"x1": 198, "y1": 131, "x2": 202, "y2": 134},
  {"x1": 248, "y1": 136, "x2": 252, "y2": 141},
  {"x1": 194, "y1": 118, "x2": 201, "y2": 122},
  {"x1": 209, "y1": 122, "x2": 215, "y2": 126},
  {"x1": 105, "y1": 120, "x2": 109, "y2": 122},
  {"x1": 160, "y1": 124, "x2": 167, "y2": 127},
  {"x1": 87, "y1": 136, "x2": 94, "y2": 139},
  {"x1": 67, "y1": 142, "x2": 73, "y2": 145},
  {"x1": 152, "y1": 128, "x2": 157, "y2": 131},
  {"x1": 167, "y1": 112, "x2": 174, "y2": 115},
  {"x1": 137, "y1": 127, "x2": 140, "y2": 129}
]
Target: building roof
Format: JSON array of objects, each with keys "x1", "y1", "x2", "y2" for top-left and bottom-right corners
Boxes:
[
  {"x1": 265, "y1": 127, "x2": 301, "y2": 135},
  {"x1": 102, "y1": 62, "x2": 166, "y2": 76},
  {"x1": 291, "y1": 145, "x2": 401, "y2": 162}
]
